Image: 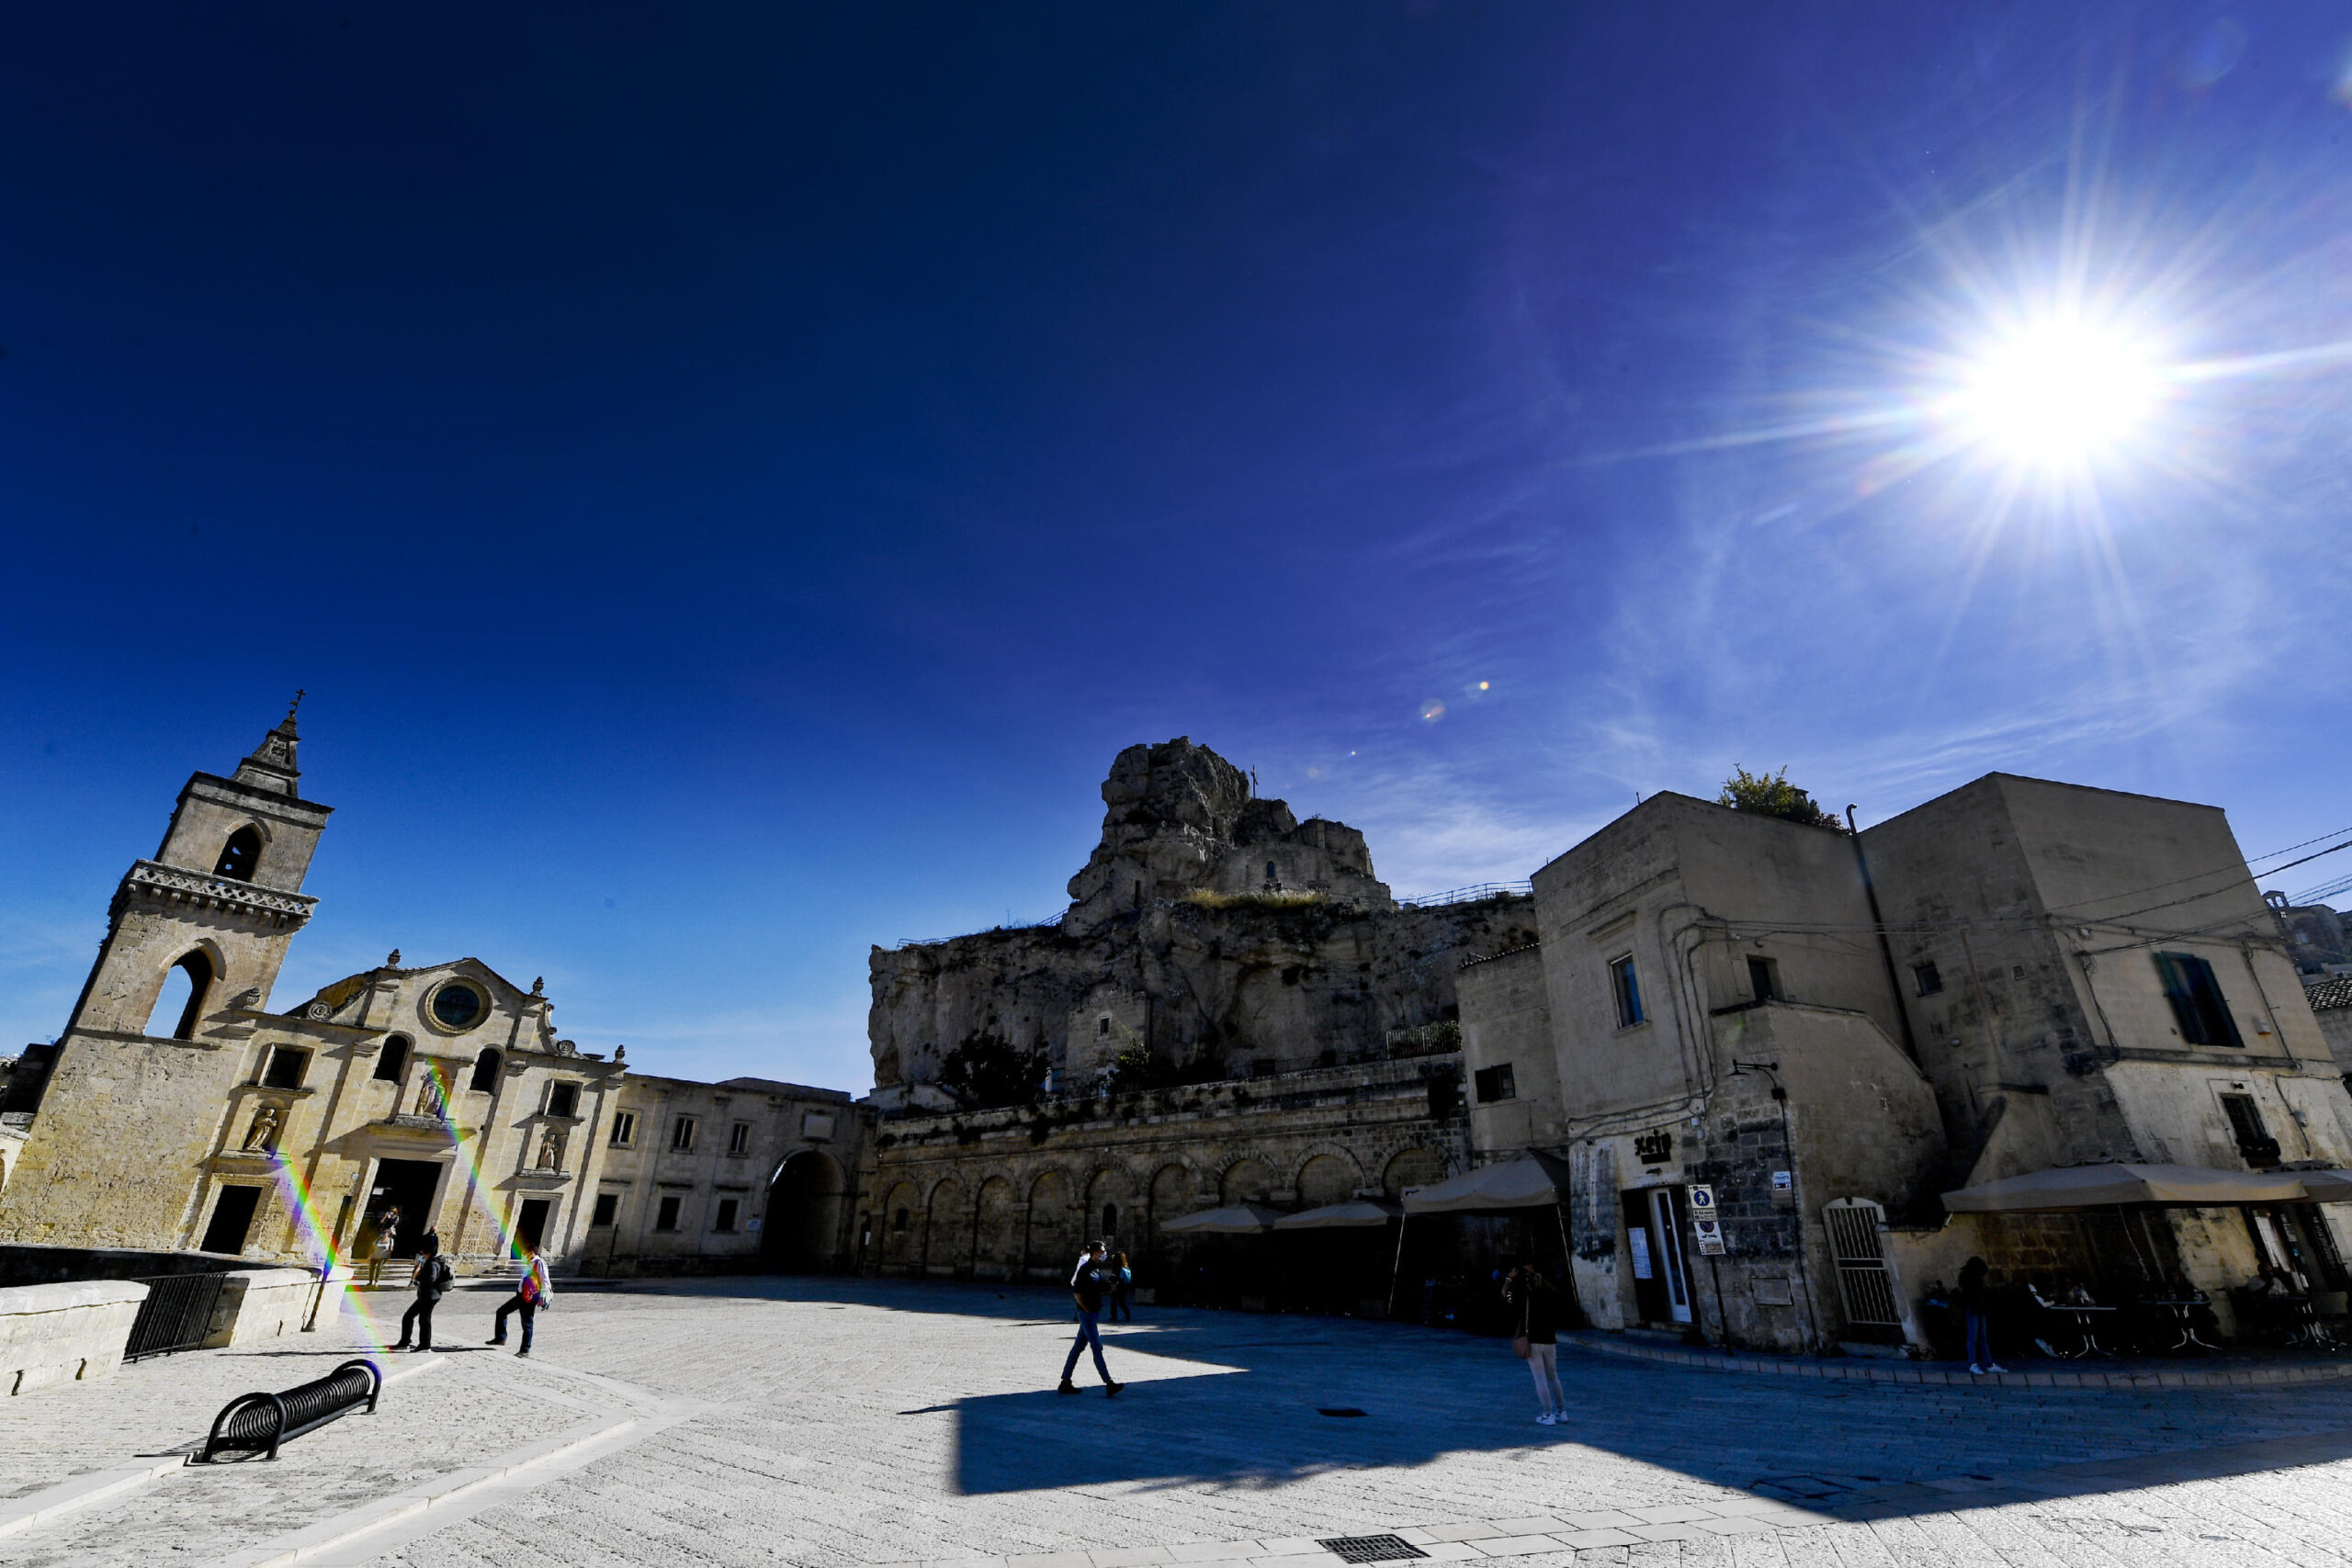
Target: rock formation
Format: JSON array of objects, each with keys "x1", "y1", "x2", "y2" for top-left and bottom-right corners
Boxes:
[{"x1": 868, "y1": 738, "x2": 1533, "y2": 1107}]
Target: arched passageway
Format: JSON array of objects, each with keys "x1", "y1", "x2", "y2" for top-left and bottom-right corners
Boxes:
[{"x1": 763, "y1": 1150, "x2": 848, "y2": 1272}]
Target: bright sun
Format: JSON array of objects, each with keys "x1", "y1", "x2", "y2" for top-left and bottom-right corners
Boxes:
[{"x1": 1951, "y1": 314, "x2": 2167, "y2": 468}]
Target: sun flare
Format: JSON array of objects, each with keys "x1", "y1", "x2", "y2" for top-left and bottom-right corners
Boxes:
[{"x1": 1949, "y1": 314, "x2": 2167, "y2": 468}]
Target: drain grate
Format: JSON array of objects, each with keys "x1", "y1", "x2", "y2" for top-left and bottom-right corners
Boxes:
[
  {"x1": 1317, "y1": 1407, "x2": 1367, "y2": 1417},
  {"x1": 1318, "y1": 1536, "x2": 1427, "y2": 1563}
]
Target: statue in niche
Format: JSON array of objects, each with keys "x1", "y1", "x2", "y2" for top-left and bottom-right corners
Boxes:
[
  {"x1": 537, "y1": 1130, "x2": 565, "y2": 1171},
  {"x1": 414, "y1": 1077, "x2": 447, "y2": 1119},
  {"x1": 242, "y1": 1104, "x2": 281, "y2": 1152}
]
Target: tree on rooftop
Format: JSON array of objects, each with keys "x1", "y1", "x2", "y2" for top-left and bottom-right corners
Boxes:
[
  {"x1": 937, "y1": 1031, "x2": 1049, "y2": 1111},
  {"x1": 1717, "y1": 766, "x2": 1847, "y2": 831}
]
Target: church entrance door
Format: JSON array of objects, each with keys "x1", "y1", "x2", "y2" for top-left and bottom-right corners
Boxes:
[{"x1": 365, "y1": 1159, "x2": 444, "y2": 1259}]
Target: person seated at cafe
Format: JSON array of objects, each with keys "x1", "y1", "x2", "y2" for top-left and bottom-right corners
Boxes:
[
  {"x1": 2059, "y1": 1275, "x2": 2098, "y2": 1307},
  {"x1": 2162, "y1": 1268, "x2": 2206, "y2": 1303},
  {"x1": 2246, "y1": 1261, "x2": 2290, "y2": 1296}
]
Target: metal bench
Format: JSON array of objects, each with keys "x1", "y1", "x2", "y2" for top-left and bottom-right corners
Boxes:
[{"x1": 198, "y1": 1358, "x2": 382, "y2": 1462}]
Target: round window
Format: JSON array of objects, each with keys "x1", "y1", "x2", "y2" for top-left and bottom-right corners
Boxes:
[{"x1": 431, "y1": 984, "x2": 484, "y2": 1030}]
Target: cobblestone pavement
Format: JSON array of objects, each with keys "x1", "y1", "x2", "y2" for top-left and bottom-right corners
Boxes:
[{"x1": 7, "y1": 1277, "x2": 2352, "y2": 1566}]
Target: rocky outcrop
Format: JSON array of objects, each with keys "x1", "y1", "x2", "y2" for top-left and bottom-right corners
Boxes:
[{"x1": 868, "y1": 739, "x2": 1533, "y2": 1105}]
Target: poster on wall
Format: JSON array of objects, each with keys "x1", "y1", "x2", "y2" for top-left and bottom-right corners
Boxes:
[{"x1": 1629, "y1": 1226, "x2": 1654, "y2": 1280}]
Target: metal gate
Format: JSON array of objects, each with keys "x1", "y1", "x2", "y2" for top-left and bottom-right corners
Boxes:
[
  {"x1": 1821, "y1": 1199, "x2": 1901, "y2": 1326},
  {"x1": 124, "y1": 1272, "x2": 231, "y2": 1361}
]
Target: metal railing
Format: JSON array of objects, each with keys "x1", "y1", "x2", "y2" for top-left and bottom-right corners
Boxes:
[
  {"x1": 896, "y1": 910, "x2": 1067, "y2": 949},
  {"x1": 1397, "y1": 881, "x2": 1532, "y2": 908},
  {"x1": 124, "y1": 1271, "x2": 231, "y2": 1361}
]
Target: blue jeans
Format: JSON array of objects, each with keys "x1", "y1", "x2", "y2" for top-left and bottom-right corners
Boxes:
[
  {"x1": 1964, "y1": 1310, "x2": 1992, "y2": 1365},
  {"x1": 1061, "y1": 1310, "x2": 1111, "y2": 1383},
  {"x1": 494, "y1": 1294, "x2": 537, "y2": 1350}
]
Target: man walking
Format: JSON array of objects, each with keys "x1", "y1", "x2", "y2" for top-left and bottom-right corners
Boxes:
[
  {"x1": 1057, "y1": 1240, "x2": 1124, "y2": 1397},
  {"x1": 488, "y1": 1235, "x2": 552, "y2": 1357}
]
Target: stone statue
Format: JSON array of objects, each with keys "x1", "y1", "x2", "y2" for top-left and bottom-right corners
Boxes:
[
  {"x1": 415, "y1": 1077, "x2": 446, "y2": 1118},
  {"x1": 243, "y1": 1104, "x2": 281, "y2": 1152},
  {"x1": 537, "y1": 1130, "x2": 564, "y2": 1171},
  {"x1": 386, "y1": 949, "x2": 401, "y2": 968}
]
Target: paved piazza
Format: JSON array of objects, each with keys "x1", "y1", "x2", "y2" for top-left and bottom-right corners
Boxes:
[{"x1": 6, "y1": 1279, "x2": 2352, "y2": 1566}]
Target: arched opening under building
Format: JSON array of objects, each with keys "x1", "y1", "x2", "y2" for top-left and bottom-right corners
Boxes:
[{"x1": 763, "y1": 1150, "x2": 847, "y2": 1272}]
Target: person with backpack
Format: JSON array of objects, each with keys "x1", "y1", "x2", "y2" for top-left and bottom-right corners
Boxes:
[
  {"x1": 390, "y1": 1231, "x2": 453, "y2": 1352},
  {"x1": 1957, "y1": 1256, "x2": 2005, "y2": 1374},
  {"x1": 488, "y1": 1235, "x2": 553, "y2": 1357},
  {"x1": 1110, "y1": 1251, "x2": 1135, "y2": 1322},
  {"x1": 1501, "y1": 1258, "x2": 1565, "y2": 1427},
  {"x1": 1057, "y1": 1240, "x2": 1124, "y2": 1397}
]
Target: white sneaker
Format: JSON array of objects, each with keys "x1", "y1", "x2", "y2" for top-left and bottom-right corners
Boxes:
[
  {"x1": 1968, "y1": 1364, "x2": 1984, "y2": 1374},
  {"x1": 1536, "y1": 1412, "x2": 1555, "y2": 1426},
  {"x1": 1986, "y1": 1363, "x2": 2007, "y2": 1373}
]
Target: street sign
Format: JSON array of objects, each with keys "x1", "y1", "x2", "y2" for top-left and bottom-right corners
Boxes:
[{"x1": 1688, "y1": 1184, "x2": 1724, "y2": 1255}]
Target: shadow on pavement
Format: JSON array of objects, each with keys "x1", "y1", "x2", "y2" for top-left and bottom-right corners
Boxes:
[{"x1": 587, "y1": 1273, "x2": 2352, "y2": 1509}]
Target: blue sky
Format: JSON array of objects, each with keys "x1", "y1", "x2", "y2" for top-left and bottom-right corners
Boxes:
[{"x1": 6, "y1": 6, "x2": 2350, "y2": 1090}]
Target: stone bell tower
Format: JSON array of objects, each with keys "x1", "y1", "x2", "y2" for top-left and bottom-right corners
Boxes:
[
  {"x1": 65, "y1": 698, "x2": 334, "y2": 1041},
  {"x1": 0, "y1": 701, "x2": 337, "y2": 1249}
]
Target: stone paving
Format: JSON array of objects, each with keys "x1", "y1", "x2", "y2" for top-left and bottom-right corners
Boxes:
[{"x1": 5, "y1": 1277, "x2": 2352, "y2": 1565}]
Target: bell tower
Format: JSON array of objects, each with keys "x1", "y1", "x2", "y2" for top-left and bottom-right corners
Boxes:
[{"x1": 66, "y1": 698, "x2": 335, "y2": 1041}]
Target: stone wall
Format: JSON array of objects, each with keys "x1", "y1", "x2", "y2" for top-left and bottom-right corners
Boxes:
[
  {"x1": 863, "y1": 1056, "x2": 1465, "y2": 1287},
  {"x1": 0, "y1": 1280, "x2": 145, "y2": 1396}
]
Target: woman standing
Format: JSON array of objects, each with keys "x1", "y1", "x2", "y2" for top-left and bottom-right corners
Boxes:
[
  {"x1": 1502, "y1": 1260, "x2": 1565, "y2": 1427},
  {"x1": 1958, "y1": 1256, "x2": 2005, "y2": 1374}
]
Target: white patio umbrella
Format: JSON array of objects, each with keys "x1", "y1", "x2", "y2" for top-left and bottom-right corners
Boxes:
[
  {"x1": 1272, "y1": 1200, "x2": 1402, "y2": 1230},
  {"x1": 1942, "y1": 1162, "x2": 2312, "y2": 1213},
  {"x1": 1158, "y1": 1202, "x2": 1283, "y2": 1234}
]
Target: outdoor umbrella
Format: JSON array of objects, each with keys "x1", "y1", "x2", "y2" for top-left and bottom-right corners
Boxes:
[
  {"x1": 1400, "y1": 1153, "x2": 1572, "y2": 1214},
  {"x1": 1388, "y1": 1152, "x2": 1578, "y2": 1316},
  {"x1": 1158, "y1": 1202, "x2": 1283, "y2": 1234},
  {"x1": 1942, "y1": 1162, "x2": 2312, "y2": 1213},
  {"x1": 1272, "y1": 1200, "x2": 1402, "y2": 1230}
]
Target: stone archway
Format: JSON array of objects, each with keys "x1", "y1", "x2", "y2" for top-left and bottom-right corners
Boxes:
[
  {"x1": 1025, "y1": 1170, "x2": 1077, "y2": 1280},
  {"x1": 1296, "y1": 1152, "x2": 1361, "y2": 1207},
  {"x1": 974, "y1": 1177, "x2": 1019, "y2": 1280},
  {"x1": 1220, "y1": 1158, "x2": 1273, "y2": 1205},
  {"x1": 1383, "y1": 1146, "x2": 1447, "y2": 1199},
  {"x1": 881, "y1": 1181, "x2": 922, "y2": 1273},
  {"x1": 924, "y1": 1177, "x2": 969, "y2": 1278},
  {"x1": 763, "y1": 1150, "x2": 848, "y2": 1272}
]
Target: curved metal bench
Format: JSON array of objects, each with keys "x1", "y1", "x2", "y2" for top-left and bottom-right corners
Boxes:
[{"x1": 198, "y1": 1358, "x2": 382, "y2": 1462}]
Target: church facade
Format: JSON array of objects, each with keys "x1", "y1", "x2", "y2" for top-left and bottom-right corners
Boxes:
[{"x1": 0, "y1": 709, "x2": 863, "y2": 1278}]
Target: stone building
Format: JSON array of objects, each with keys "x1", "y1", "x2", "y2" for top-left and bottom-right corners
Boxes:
[
  {"x1": 859, "y1": 739, "x2": 1533, "y2": 1295},
  {"x1": 2302, "y1": 977, "x2": 2352, "y2": 1080},
  {"x1": 2276, "y1": 903, "x2": 2352, "y2": 978},
  {"x1": 1458, "y1": 773, "x2": 2352, "y2": 1353},
  {"x1": 585, "y1": 1073, "x2": 859, "y2": 1276},
  {"x1": 0, "y1": 710, "x2": 865, "y2": 1279}
]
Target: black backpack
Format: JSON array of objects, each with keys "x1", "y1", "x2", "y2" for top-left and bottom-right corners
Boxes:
[{"x1": 424, "y1": 1256, "x2": 454, "y2": 1293}]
